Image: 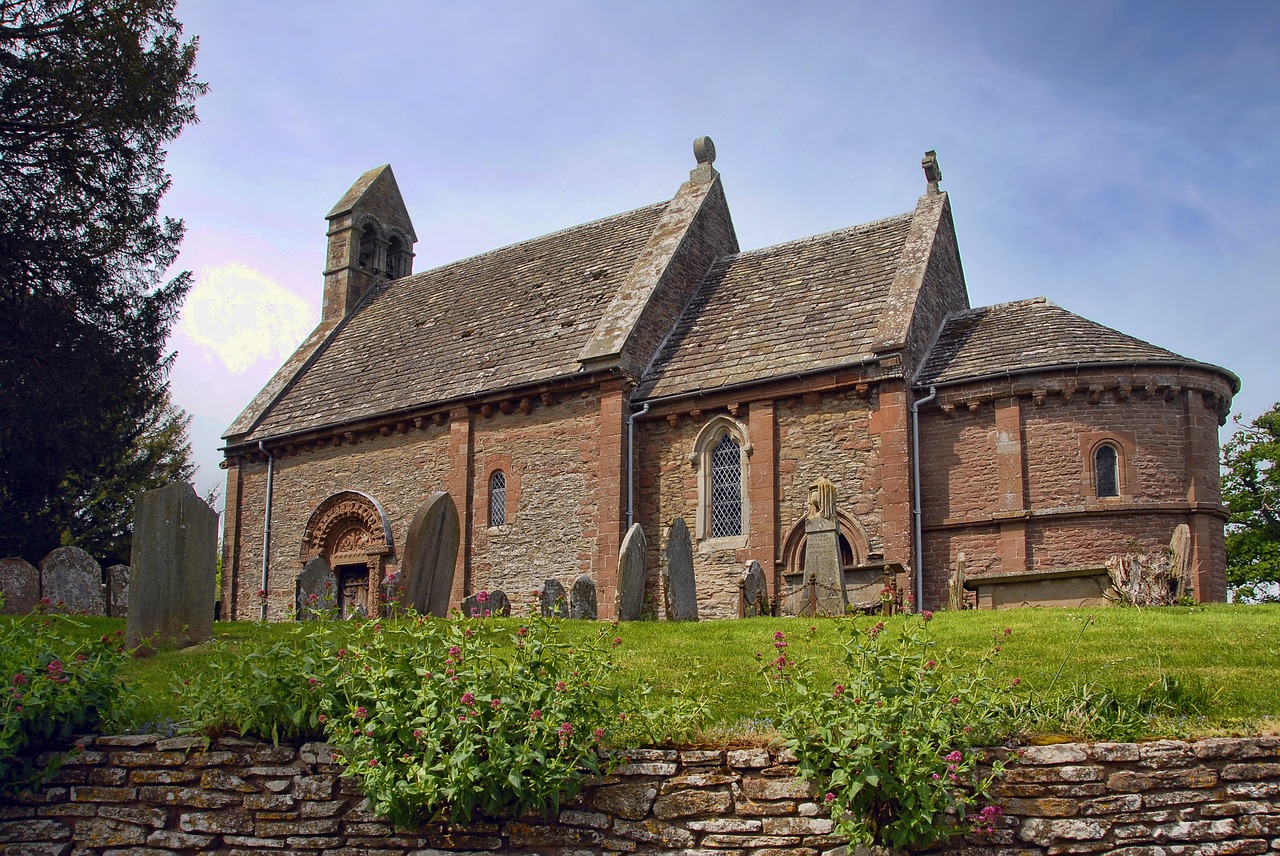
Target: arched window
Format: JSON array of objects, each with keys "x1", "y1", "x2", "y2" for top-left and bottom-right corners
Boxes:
[
  {"x1": 690, "y1": 415, "x2": 751, "y2": 542},
  {"x1": 386, "y1": 236, "x2": 404, "y2": 279},
  {"x1": 488, "y1": 470, "x2": 507, "y2": 527},
  {"x1": 709, "y1": 433, "x2": 743, "y2": 538},
  {"x1": 1094, "y1": 444, "x2": 1119, "y2": 498},
  {"x1": 357, "y1": 223, "x2": 378, "y2": 269}
]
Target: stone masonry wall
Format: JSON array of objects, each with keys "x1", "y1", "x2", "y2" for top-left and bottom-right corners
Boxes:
[
  {"x1": 225, "y1": 393, "x2": 603, "y2": 622},
  {"x1": 4, "y1": 735, "x2": 1279, "y2": 855},
  {"x1": 918, "y1": 367, "x2": 1231, "y2": 608}
]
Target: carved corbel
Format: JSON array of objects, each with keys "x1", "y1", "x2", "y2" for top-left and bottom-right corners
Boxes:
[{"x1": 519, "y1": 397, "x2": 534, "y2": 415}]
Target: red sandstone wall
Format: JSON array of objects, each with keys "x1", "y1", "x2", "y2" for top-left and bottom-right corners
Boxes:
[{"x1": 918, "y1": 369, "x2": 1233, "y2": 608}]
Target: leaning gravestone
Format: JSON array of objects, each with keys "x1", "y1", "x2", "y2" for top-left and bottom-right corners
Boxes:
[
  {"x1": 126, "y1": 481, "x2": 218, "y2": 650},
  {"x1": 541, "y1": 579, "x2": 568, "y2": 618},
  {"x1": 401, "y1": 492, "x2": 460, "y2": 618},
  {"x1": 804, "y1": 478, "x2": 847, "y2": 616},
  {"x1": 39, "y1": 546, "x2": 105, "y2": 615},
  {"x1": 296, "y1": 557, "x2": 337, "y2": 620},
  {"x1": 615, "y1": 523, "x2": 647, "y2": 621},
  {"x1": 105, "y1": 564, "x2": 130, "y2": 618},
  {"x1": 742, "y1": 560, "x2": 769, "y2": 617},
  {"x1": 663, "y1": 517, "x2": 697, "y2": 622},
  {"x1": 0, "y1": 557, "x2": 40, "y2": 615},
  {"x1": 569, "y1": 574, "x2": 597, "y2": 620}
]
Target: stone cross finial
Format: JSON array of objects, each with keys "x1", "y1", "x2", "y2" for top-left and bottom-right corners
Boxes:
[
  {"x1": 690, "y1": 136, "x2": 717, "y2": 183},
  {"x1": 922, "y1": 150, "x2": 942, "y2": 194}
]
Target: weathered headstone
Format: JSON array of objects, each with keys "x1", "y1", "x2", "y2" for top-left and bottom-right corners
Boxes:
[
  {"x1": 742, "y1": 560, "x2": 769, "y2": 617},
  {"x1": 569, "y1": 574, "x2": 597, "y2": 620},
  {"x1": 401, "y1": 492, "x2": 460, "y2": 618},
  {"x1": 804, "y1": 478, "x2": 847, "y2": 616},
  {"x1": 105, "y1": 564, "x2": 130, "y2": 618},
  {"x1": 460, "y1": 588, "x2": 511, "y2": 618},
  {"x1": 126, "y1": 481, "x2": 218, "y2": 649},
  {"x1": 540, "y1": 579, "x2": 568, "y2": 618},
  {"x1": 0, "y1": 557, "x2": 40, "y2": 615},
  {"x1": 663, "y1": 517, "x2": 697, "y2": 621},
  {"x1": 39, "y1": 546, "x2": 104, "y2": 615},
  {"x1": 296, "y1": 557, "x2": 337, "y2": 620},
  {"x1": 615, "y1": 523, "x2": 647, "y2": 621}
]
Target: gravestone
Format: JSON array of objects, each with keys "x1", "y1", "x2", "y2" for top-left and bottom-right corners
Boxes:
[
  {"x1": 569, "y1": 574, "x2": 597, "y2": 620},
  {"x1": 39, "y1": 547, "x2": 105, "y2": 615},
  {"x1": 541, "y1": 579, "x2": 568, "y2": 618},
  {"x1": 401, "y1": 492, "x2": 460, "y2": 618},
  {"x1": 0, "y1": 557, "x2": 40, "y2": 615},
  {"x1": 296, "y1": 557, "x2": 337, "y2": 620},
  {"x1": 460, "y1": 588, "x2": 511, "y2": 618},
  {"x1": 615, "y1": 523, "x2": 647, "y2": 621},
  {"x1": 127, "y1": 481, "x2": 218, "y2": 649},
  {"x1": 663, "y1": 517, "x2": 697, "y2": 621},
  {"x1": 742, "y1": 560, "x2": 769, "y2": 617},
  {"x1": 105, "y1": 564, "x2": 130, "y2": 618},
  {"x1": 804, "y1": 478, "x2": 847, "y2": 616}
]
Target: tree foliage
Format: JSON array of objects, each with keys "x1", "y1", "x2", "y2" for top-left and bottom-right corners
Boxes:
[
  {"x1": 0, "y1": 0, "x2": 205, "y2": 562},
  {"x1": 1221, "y1": 403, "x2": 1280, "y2": 601}
]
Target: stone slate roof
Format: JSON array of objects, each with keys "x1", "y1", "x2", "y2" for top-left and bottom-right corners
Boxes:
[
  {"x1": 636, "y1": 213, "x2": 915, "y2": 400},
  {"x1": 916, "y1": 297, "x2": 1231, "y2": 386},
  {"x1": 243, "y1": 202, "x2": 668, "y2": 441}
]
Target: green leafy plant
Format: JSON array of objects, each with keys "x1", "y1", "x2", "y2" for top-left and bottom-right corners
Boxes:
[
  {"x1": 0, "y1": 606, "x2": 130, "y2": 793},
  {"x1": 764, "y1": 614, "x2": 1012, "y2": 850},
  {"x1": 174, "y1": 617, "x2": 344, "y2": 743},
  {"x1": 322, "y1": 607, "x2": 629, "y2": 828}
]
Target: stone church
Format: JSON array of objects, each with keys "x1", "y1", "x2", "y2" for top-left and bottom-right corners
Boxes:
[{"x1": 219, "y1": 139, "x2": 1238, "y2": 621}]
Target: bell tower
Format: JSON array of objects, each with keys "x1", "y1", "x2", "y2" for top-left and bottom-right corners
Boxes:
[{"x1": 322, "y1": 164, "x2": 417, "y2": 322}]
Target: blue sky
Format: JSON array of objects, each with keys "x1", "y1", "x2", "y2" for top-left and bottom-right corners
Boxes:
[{"x1": 161, "y1": 1, "x2": 1280, "y2": 507}]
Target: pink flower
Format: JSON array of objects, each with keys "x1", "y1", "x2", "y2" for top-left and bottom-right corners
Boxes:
[
  {"x1": 476, "y1": 590, "x2": 489, "y2": 604},
  {"x1": 530, "y1": 709, "x2": 542, "y2": 720},
  {"x1": 517, "y1": 626, "x2": 529, "y2": 638},
  {"x1": 368, "y1": 759, "x2": 378, "y2": 767},
  {"x1": 354, "y1": 706, "x2": 368, "y2": 720},
  {"x1": 470, "y1": 608, "x2": 480, "y2": 617},
  {"x1": 945, "y1": 750, "x2": 963, "y2": 763},
  {"x1": 318, "y1": 714, "x2": 327, "y2": 723},
  {"x1": 924, "y1": 658, "x2": 937, "y2": 670},
  {"x1": 1012, "y1": 677, "x2": 1022, "y2": 686},
  {"x1": 612, "y1": 636, "x2": 622, "y2": 647},
  {"x1": 490, "y1": 698, "x2": 501, "y2": 710},
  {"x1": 448, "y1": 645, "x2": 461, "y2": 658},
  {"x1": 12, "y1": 674, "x2": 25, "y2": 686},
  {"x1": 833, "y1": 684, "x2": 845, "y2": 697},
  {"x1": 593, "y1": 727, "x2": 605, "y2": 741},
  {"x1": 461, "y1": 692, "x2": 475, "y2": 706},
  {"x1": 558, "y1": 722, "x2": 574, "y2": 736},
  {"x1": 824, "y1": 792, "x2": 835, "y2": 803},
  {"x1": 773, "y1": 630, "x2": 786, "y2": 641},
  {"x1": 256, "y1": 589, "x2": 267, "y2": 598},
  {"x1": 948, "y1": 697, "x2": 959, "y2": 704},
  {"x1": 922, "y1": 610, "x2": 933, "y2": 622},
  {"x1": 555, "y1": 681, "x2": 566, "y2": 692},
  {"x1": 1003, "y1": 627, "x2": 1012, "y2": 637}
]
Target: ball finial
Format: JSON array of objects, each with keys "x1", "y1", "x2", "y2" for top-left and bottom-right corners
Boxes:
[{"x1": 693, "y1": 136, "x2": 716, "y2": 165}]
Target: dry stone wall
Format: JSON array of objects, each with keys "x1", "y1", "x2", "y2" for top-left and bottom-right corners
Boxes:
[{"x1": 5, "y1": 735, "x2": 1280, "y2": 855}]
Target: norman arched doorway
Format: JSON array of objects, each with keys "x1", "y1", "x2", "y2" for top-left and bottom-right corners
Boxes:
[{"x1": 300, "y1": 491, "x2": 394, "y2": 618}]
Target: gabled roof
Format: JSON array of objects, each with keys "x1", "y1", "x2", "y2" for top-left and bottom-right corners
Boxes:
[
  {"x1": 636, "y1": 212, "x2": 915, "y2": 400},
  {"x1": 236, "y1": 201, "x2": 667, "y2": 442},
  {"x1": 916, "y1": 297, "x2": 1240, "y2": 390}
]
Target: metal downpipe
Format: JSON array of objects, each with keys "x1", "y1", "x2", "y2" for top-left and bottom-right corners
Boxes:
[
  {"x1": 626, "y1": 401, "x2": 651, "y2": 530},
  {"x1": 910, "y1": 386, "x2": 937, "y2": 611},
  {"x1": 258, "y1": 440, "x2": 274, "y2": 622}
]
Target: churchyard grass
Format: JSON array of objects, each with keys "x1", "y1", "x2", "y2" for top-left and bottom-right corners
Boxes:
[{"x1": 2, "y1": 603, "x2": 1277, "y2": 740}]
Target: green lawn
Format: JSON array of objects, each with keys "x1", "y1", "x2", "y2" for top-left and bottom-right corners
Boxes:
[{"x1": 8, "y1": 603, "x2": 1279, "y2": 740}]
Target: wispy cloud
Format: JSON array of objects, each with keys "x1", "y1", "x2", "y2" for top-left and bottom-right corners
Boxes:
[{"x1": 179, "y1": 262, "x2": 312, "y2": 373}]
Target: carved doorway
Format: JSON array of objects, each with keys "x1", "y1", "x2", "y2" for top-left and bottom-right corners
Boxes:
[
  {"x1": 336, "y1": 564, "x2": 370, "y2": 619},
  {"x1": 300, "y1": 491, "x2": 394, "y2": 618}
]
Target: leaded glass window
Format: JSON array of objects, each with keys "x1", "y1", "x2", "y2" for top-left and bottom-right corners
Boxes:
[
  {"x1": 710, "y1": 433, "x2": 742, "y2": 538},
  {"x1": 1095, "y1": 445, "x2": 1118, "y2": 498},
  {"x1": 489, "y1": 470, "x2": 507, "y2": 526}
]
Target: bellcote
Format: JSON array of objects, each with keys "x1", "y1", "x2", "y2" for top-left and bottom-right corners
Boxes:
[{"x1": 322, "y1": 165, "x2": 418, "y2": 322}]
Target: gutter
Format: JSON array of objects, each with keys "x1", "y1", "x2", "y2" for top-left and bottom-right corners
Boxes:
[
  {"x1": 633, "y1": 354, "x2": 886, "y2": 411},
  {"x1": 909, "y1": 385, "x2": 937, "y2": 611},
  {"x1": 258, "y1": 440, "x2": 274, "y2": 621}
]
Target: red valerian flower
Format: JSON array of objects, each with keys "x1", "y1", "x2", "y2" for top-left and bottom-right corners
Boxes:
[
  {"x1": 530, "y1": 709, "x2": 542, "y2": 720},
  {"x1": 460, "y1": 692, "x2": 475, "y2": 706}
]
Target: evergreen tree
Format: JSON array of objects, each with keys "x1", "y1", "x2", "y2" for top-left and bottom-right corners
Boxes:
[{"x1": 0, "y1": 0, "x2": 205, "y2": 560}]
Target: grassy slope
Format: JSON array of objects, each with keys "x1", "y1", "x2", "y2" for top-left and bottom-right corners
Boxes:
[{"x1": 10, "y1": 604, "x2": 1279, "y2": 736}]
